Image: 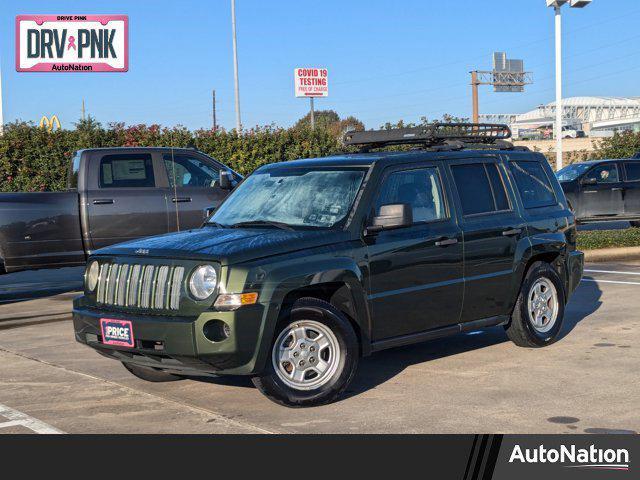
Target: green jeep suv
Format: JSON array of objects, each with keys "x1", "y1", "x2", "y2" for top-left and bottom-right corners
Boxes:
[{"x1": 73, "y1": 124, "x2": 584, "y2": 407}]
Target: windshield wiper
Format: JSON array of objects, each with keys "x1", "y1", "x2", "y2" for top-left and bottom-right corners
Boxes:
[{"x1": 229, "y1": 220, "x2": 295, "y2": 231}]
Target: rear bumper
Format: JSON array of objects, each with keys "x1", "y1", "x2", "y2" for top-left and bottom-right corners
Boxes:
[
  {"x1": 567, "y1": 250, "x2": 584, "y2": 298},
  {"x1": 73, "y1": 301, "x2": 269, "y2": 376}
]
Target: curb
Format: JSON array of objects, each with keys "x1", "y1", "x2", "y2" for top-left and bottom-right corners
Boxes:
[{"x1": 583, "y1": 246, "x2": 640, "y2": 263}]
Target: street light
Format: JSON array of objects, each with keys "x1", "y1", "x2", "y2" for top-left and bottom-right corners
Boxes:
[
  {"x1": 546, "y1": 0, "x2": 592, "y2": 170},
  {"x1": 231, "y1": 0, "x2": 242, "y2": 132}
]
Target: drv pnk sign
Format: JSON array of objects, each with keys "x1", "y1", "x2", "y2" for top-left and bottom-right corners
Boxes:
[{"x1": 16, "y1": 15, "x2": 128, "y2": 72}]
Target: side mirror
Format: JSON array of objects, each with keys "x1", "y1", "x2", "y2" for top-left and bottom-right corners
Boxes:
[
  {"x1": 581, "y1": 177, "x2": 597, "y2": 186},
  {"x1": 204, "y1": 206, "x2": 217, "y2": 218},
  {"x1": 367, "y1": 204, "x2": 413, "y2": 234},
  {"x1": 219, "y1": 171, "x2": 233, "y2": 190}
]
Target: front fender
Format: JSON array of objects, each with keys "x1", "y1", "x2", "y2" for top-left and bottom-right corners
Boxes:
[{"x1": 229, "y1": 256, "x2": 370, "y2": 375}]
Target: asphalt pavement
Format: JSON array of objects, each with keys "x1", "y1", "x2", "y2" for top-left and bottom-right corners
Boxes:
[{"x1": 0, "y1": 262, "x2": 638, "y2": 434}]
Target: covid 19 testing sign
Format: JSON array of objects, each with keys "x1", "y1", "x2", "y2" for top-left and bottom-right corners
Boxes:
[{"x1": 16, "y1": 15, "x2": 128, "y2": 72}]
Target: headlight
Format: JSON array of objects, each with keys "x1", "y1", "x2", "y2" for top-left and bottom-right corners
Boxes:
[
  {"x1": 85, "y1": 260, "x2": 100, "y2": 292},
  {"x1": 189, "y1": 265, "x2": 217, "y2": 300}
]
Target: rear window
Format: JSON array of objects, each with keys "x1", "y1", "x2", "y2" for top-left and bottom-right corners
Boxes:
[
  {"x1": 624, "y1": 162, "x2": 640, "y2": 181},
  {"x1": 99, "y1": 154, "x2": 155, "y2": 188},
  {"x1": 451, "y1": 163, "x2": 511, "y2": 216},
  {"x1": 509, "y1": 160, "x2": 557, "y2": 209}
]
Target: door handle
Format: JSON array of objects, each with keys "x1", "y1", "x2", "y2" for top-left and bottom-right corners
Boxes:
[
  {"x1": 172, "y1": 197, "x2": 192, "y2": 203},
  {"x1": 611, "y1": 187, "x2": 624, "y2": 192},
  {"x1": 93, "y1": 199, "x2": 114, "y2": 205},
  {"x1": 502, "y1": 228, "x2": 522, "y2": 236},
  {"x1": 435, "y1": 237, "x2": 458, "y2": 247}
]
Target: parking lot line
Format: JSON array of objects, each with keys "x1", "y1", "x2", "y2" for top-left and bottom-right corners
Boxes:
[
  {"x1": 582, "y1": 278, "x2": 640, "y2": 286},
  {"x1": 584, "y1": 269, "x2": 640, "y2": 276},
  {"x1": 0, "y1": 403, "x2": 65, "y2": 434}
]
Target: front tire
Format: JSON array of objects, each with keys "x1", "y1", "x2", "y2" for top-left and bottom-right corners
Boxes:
[
  {"x1": 252, "y1": 297, "x2": 359, "y2": 407},
  {"x1": 505, "y1": 261, "x2": 566, "y2": 348},
  {"x1": 122, "y1": 362, "x2": 184, "y2": 382}
]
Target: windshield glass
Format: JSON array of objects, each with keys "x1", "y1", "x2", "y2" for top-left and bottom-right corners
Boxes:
[
  {"x1": 210, "y1": 167, "x2": 366, "y2": 229},
  {"x1": 555, "y1": 163, "x2": 591, "y2": 182}
]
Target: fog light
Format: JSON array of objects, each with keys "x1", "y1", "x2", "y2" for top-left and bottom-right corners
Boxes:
[
  {"x1": 214, "y1": 292, "x2": 258, "y2": 311},
  {"x1": 203, "y1": 320, "x2": 230, "y2": 342}
]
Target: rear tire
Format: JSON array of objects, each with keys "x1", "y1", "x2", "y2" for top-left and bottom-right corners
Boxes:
[
  {"x1": 505, "y1": 261, "x2": 565, "y2": 348},
  {"x1": 122, "y1": 362, "x2": 184, "y2": 382},
  {"x1": 252, "y1": 297, "x2": 359, "y2": 408}
]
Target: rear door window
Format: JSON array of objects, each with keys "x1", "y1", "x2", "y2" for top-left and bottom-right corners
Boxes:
[
  {"x1": 450, "y1": 162, "x2": 511, "y2": 216},
  {"x1": 624, "y1": 162, "x2": 640, "y2": 182},
  {"x1": 509, "y1": 160, "x2": 557, "y2": 209},
  {"x1": 99, "y1": 154, "x2": 155, "y2": 188}
]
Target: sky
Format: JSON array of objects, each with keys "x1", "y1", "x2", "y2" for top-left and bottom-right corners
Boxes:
[{"x1": 2, "y1": 0, "x2": 640, "y2": 131}]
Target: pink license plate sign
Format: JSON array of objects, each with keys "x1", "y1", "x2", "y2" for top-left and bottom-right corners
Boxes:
[{"x1": 16, "y1": 15, "x2": 128, "y2": 72}]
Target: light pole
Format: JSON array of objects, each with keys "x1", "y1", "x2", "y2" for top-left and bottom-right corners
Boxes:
[
  {"x1": 546, "y1": 0, "x2": 592, "y2": 170},
  {"x1": 0, "y1": 54, "x2": 4, "y2": 134},
  {"x1": 231, "y1": 0, "x2": 242, "y2": 132}
]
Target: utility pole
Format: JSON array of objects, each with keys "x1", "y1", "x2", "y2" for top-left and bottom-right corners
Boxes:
[
  {"x1": 231, "y1": 0, "x2": 242, "y2": 132},
  {"x1": 471, "y1": 71, "x2": 480, "y2": 124},
  {"x1": 82, "y1": 99, "x2": 86, "y2": 121},
  {"x1": 212, "y1": 89, "x2": 217, "y2": 131},
  {"x1": 310, "y1": 98, "x2": 315, "y2": 130}
]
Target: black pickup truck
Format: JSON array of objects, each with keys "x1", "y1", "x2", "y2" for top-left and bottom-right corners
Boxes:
[{"x1": 0, "y1": 147, "x2": 240, "y2": 273}]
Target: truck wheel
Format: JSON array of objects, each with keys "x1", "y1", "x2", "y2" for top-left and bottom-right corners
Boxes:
[
  {"x1": 122, "y1": 362, "x2": 184, "y2": 382},
  {"x1": 505, "y1": 261, "x2": 566, "y2": 348},
  {"x1": 252, "y1": 297, "x2": 359, "y2": 408}
]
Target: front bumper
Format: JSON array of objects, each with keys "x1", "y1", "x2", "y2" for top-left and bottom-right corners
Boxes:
[
  {"x1": 567, "y1": 250, "x2": 584, "y2": 298},
  {"x1": 73, "y1": 300, "x2": 271, "y2": 376}
]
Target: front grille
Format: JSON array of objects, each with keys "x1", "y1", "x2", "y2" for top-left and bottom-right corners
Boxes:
[{"x1": 96, "y1": 262, "x2": 185, "y2": 311}]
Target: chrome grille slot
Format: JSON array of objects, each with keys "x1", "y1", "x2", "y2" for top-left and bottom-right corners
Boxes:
[
  {"x1": 169, "y1": 267, "x2": 185, "y2": 310},
  {"x1": 116, "y1": 264, "x2": 129, "y2": 306},
  {"x1": 154, "y1": 266, "x2": 169, "y2": 309},
  {"x1": 97, "y1": 263, "x2": 109, "y2": 303},
  {"x1": 140, "y1": 265, "x2": 156, "y2": 309},
  {"x1": 95, "y1": 261, "x2": 184, "y2": 311},
  {"x1": 127, "y1": 264, "x2": 141, "y2": 307},
  {"x1": 106, "y1": 264, "x2": 119, "y2": 305}
]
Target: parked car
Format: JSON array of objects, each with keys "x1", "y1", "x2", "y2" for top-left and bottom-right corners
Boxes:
[
  {"x1": 556, "y1": 158, "x2": 640, "y2": 226},
  {"x1": 0, "y1": 147, "x2": 241, "y2": 274},
  {"x1": 561, "y1": 126, "x2": 585, "y2": 139},
  {"x1": 73, "y1": 124, "x2": 583, "y2": 407}
]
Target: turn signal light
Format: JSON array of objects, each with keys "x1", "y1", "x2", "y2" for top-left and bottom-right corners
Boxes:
[{"x1": 214, "y1": 292, "x2": 258, "y2": 311}]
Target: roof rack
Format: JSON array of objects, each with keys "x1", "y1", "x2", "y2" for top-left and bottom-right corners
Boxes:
[{"x1": 343, "y1": 123, "x2": 513, "y2": 149}]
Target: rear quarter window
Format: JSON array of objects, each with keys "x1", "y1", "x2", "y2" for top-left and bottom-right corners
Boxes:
[{"x1": 509, "y1": 160, "x2": 557, "y2": 209}]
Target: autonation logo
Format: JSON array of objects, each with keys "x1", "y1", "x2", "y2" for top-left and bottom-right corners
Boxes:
[{"x1": 509, "y1": 444, "x2": 630, "y2": 471}]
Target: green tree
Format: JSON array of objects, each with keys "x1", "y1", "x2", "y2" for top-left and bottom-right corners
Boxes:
[
  {"x1": 293, "y1": 109, "x2": 341, "y2": 130},
  {"x1": 593, "y1": 131, "x2": 640, "y2": 160}
]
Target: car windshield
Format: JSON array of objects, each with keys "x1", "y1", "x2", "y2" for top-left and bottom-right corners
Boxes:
[
  {"x1": 555, "y1": 163, "x2": 591, "y2": 182},
  {"x1": 210, "y1": 167, "x2": 367, "y2": 229}
]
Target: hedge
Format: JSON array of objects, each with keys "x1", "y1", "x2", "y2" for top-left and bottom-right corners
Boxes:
[
  {"x1": 577, "y1": 227, "x2": 640, "y2": 251},
  {"x1": 3, "y1": 119, "x2": 640, "y2": 192},
  {"x1": 0, "y1": 119, "x2": 346, "y2": 192}
]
